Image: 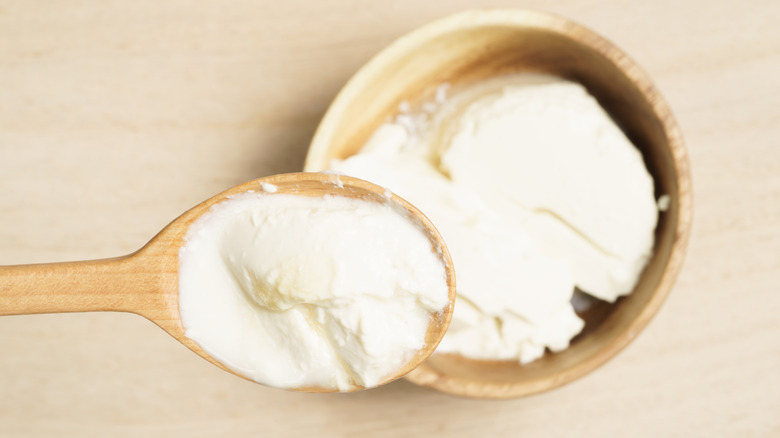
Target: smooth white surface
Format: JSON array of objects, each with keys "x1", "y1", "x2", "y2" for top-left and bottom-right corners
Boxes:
[
  {"x1": 440, "y1": 76, "x2": 658, "y2": 301},
  {"x1": 178, "y1": 192, "x2": 449, "y2": 390},
  {"x1": 332, "y1": 75, "x2": 657, "y2": 363}
]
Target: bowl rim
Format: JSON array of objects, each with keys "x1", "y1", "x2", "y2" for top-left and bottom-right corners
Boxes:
[{"x1": 305, "y1": 8, "x2": 693, "y2": 399}]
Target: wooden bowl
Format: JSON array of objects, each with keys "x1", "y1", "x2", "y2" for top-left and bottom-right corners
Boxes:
[{"x1": 303, "y1": 9, "x2": 692, "y2": 398}]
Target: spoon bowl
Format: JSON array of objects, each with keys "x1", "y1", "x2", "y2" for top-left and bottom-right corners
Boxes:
[{"x1": 0, "y1": 172, "x2": 456, "y2": 392}]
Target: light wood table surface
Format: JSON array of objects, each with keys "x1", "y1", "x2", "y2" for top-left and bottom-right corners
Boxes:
[{"x1": 1, "y1": 1, "x2": 778, "y2": 436}]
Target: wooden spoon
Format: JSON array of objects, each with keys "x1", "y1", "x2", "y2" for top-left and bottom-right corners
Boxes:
[{"x1": 0, "y1": 172, "x2": 456, "y2": 392}]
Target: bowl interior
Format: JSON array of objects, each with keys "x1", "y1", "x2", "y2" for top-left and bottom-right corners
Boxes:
[{"x1": 304, "y1": 10, "x2": 689, "y2": 398}]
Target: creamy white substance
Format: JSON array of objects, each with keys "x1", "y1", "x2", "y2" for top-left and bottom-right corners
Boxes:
[
  {"x1": 330, "y1": 75, "x2": 659, "y2": 363},
  {"x1": 178, "y1": 191, "x2": 450, "y2": 390}
]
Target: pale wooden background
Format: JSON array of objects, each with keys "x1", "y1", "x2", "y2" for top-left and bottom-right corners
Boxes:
[{"x1": 1, "y1": 0, "x2": 778, "y2": 436}]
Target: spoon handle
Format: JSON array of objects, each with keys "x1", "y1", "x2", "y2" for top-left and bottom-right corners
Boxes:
[{"x1": 0, "y1": 255, "x2": 167, "y2": 318}]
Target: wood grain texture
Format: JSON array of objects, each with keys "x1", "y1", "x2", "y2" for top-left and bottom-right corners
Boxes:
[
  {"x1": 305, "y1": 9, "x2": 692, "y2": 398},
  {"x1": 0, "y1": 0, "x2": 778, "y2": 436},
  {"x1": 0, "y1": 173, "x2": 457, "y2": 393}
]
